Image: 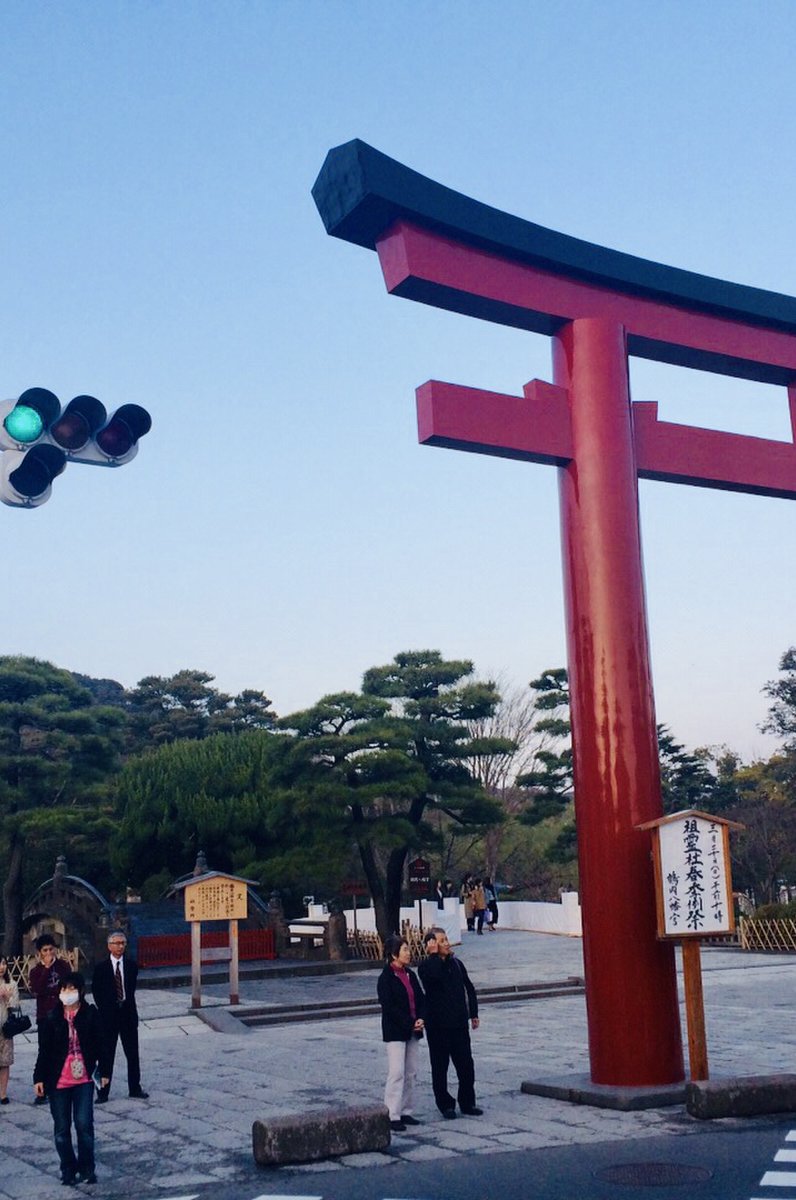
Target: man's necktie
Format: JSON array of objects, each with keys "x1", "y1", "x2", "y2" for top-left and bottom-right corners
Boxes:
[{"x1": 115, "y1": 961, "x2": 124, "y2": 1003}]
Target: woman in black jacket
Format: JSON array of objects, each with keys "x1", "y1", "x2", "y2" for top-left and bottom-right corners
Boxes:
[
  {"x1": 376, "y1": 935, "x2": 425, "y2": 1132},
  {"x1": 33, "y1": 971, "x2": 110, "y2": 1187}
]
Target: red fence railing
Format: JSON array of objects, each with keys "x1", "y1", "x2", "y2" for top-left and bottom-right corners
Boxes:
[{"x1": 137, "y1": 928, "x2": 276, "y2": 968}]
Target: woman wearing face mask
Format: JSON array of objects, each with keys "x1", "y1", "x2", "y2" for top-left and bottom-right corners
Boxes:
[
  {"x1": 0, "y1": 955, "x2": 20, "y2": 1103},
  {"x1": 33, "y1": 972, "x2": 110, "y2": 1187}
]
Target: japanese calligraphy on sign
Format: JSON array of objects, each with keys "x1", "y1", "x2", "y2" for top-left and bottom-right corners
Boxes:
[
  {"x1": 182, "y1": 875, "x2": 249, "y2": 922},
  {"x1": 637, "y1": 810, "x2": 742, "y2": 940}
]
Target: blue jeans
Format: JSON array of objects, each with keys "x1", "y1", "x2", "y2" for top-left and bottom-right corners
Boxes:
[{"x1": 49, "y1": 1083, "x2": 94, "y2": 1179}]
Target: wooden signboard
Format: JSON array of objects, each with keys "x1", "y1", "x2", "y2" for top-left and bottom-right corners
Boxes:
[
  {"x1": 172, "y1": 870, "x2": 254, "y2": 1008},
  {"x1": 642, "y1": 810, "x2": 740, "y2": 939},
  {"x1": 183, "y1": 875, "x2": 248, "y2": 923},
  {"x1": 407, "y1": 857, "x2": 431, "y2": 898},
  {"x1": 637, "y1": 809, "x2": 743, "y2": 1082}
]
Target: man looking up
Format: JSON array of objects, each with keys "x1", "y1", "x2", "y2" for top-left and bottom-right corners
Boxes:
[
  {"x1": 418, "y1": 927, "x2": 483, "y2": 1119},
  {"x1": 90, "y1": 931, "x2": 148, "y2": 1103}
]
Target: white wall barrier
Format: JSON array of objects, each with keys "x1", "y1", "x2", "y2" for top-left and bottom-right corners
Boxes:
[{"x1": 344, "y1": 891, "x2": 582, "y2": 941}]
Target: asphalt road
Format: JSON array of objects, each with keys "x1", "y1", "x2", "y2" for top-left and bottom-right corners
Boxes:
[{"x1": 123, "y1": 1117, "x2": 796, "y2": 1200}]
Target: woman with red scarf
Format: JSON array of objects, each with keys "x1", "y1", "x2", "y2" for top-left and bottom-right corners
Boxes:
[{"x1": 376, "y1": 935, "x2": 425, "y2": 1132}]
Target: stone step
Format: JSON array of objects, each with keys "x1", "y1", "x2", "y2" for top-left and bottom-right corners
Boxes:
[{"x1": 233, "y1": 977, "x2": 584, "y2": 1028}]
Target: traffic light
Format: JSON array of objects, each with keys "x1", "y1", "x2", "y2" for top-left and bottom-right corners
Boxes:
[{"x1": 0, "y1": 387, "x2": 152, "y2": 507}]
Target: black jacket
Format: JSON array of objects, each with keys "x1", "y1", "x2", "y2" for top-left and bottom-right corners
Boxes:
[
  {"x1": 33, "y1": 1002, "x2": 110, "y2": 1092},
  {"x1": 377, "y1": 963, "x2": 425, "y2": 1043},
  {"x1": 418, "y1": 952, "x2": 478, "y2": 1028},
  {"x1": 91, "y1": 956, "x2": 139, "y2": 1026}
]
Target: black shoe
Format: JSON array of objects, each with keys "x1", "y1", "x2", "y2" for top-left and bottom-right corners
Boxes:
[
  {"x1": 34, "y1": 1095, "x2": 48, "y2": 1106},
  {"x1": 461, "y1": 1105, "x2": 484, "y2": 1115},
  {"x1": 400, "y1": 1114, "x2": 421, "y2": 1125},
  {"x1": 94, "y1": 1092, "x2": 108, "y2": 1104},
  {"x1": 75, "y1": 1172, "x2": 97, "y2": 1185},
  {"x1": 389, "y1": 1119, "x2": 406, "y2": 1132},
  {"x1": 128, "y1": 1089, "x2": 149, "y2": 1099},
  {"x1": 0, "y1": 1097, "x2": 9, "y2": 1104},
  {"x1": 61, "y1": 1176, "x2": 76, "y2": 1187},
  {"x1": 442, "y1": 1108, "x2": 457, "y2": 1119}
]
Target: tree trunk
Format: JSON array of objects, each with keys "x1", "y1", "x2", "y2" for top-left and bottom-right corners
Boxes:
[
  {"x1": 358, "y1": 842, "x2": 389, "y2": 943},
  {"x1": 385, "y1": 845, "x2": 409, "y2": 936},
  {"x1": 2, "y1": 829, "x2": 25, "y2": 957}
]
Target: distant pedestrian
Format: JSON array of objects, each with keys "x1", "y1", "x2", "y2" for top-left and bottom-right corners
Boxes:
[
  {"x1": 90, "y1": 931, "x2": 148, "y2": 1102},
  {"x1": 29, "y1": 935, "x2": 71, "y2": 1105},
  {"x1": 33, "y1": 971, "x2": 110, "y2": 1186},
  {"x1": 460, "y1": 875, "x2": 475, "y2": 932},
  {"x1": 418, "y1": 927, "x2": 482, "y2": 1119},
  {"x1": 472, "y1": 878, "x2": 487, "y2": 934},
  {"x1": 483, "y1": 877, "x2": 499, "y2": 929},
  {"x1": 377, "y1": 935, "x2": 425, "y2": 1132}
]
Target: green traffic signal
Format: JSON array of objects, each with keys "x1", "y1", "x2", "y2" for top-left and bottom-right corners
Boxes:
[{"x1": 3, "y1": 404, "x2": 44, "y2": 444}]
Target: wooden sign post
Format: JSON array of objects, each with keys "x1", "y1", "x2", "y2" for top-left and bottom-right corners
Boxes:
[
  {"x1": 637, "y1": 810, "x2": 743, "y2": 1080},
  {"x1": 408, "y1": 857, "x2": 431, "y2": 932},
  {"x1": 341, "y1": 880, "x2": 369, "y2": 939},
  {"x1": 172, "y1": 871, "x2": 253, "y2": 1008}
]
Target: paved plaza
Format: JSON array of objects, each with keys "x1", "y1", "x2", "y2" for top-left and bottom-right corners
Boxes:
[{"x1": 1, "y1": 930, "x2": 795, "y2": 1198}]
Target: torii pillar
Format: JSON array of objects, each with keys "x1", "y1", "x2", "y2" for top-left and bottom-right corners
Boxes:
[{"x1": 313, "y1": 140, "x2": 796, "y2": 1088}]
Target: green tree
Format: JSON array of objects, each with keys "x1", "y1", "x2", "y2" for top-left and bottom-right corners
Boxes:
[
  {"x1": 727, "y1": 755, "x2": 796, "y2": 903},
  {"x1": 658, "y1": 727, "x2": 720, "y2": 813},
  {"x1": 277, "y1": 651, "x2": 508, "y2": 940},
  {"x1": 0, "y1": 656, "x2": 127, "y2": 954},
  {"x1": 110, "y1": 730, "x2": 284, "y2": 895},
  {"x1": 516, "y1": 668, "x2": 573, "y2": 825},
  {"x1": 125, "y1": 669, "x2": 276, "y2": 749},
  {"x1": 762, "y1": 647, "x2": 796, "y2": 750}
]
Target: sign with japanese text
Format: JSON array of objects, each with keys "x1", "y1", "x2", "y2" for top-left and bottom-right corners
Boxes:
[
  {"x1": 183, "y1": 876, "x2": 248, "y2": 923},
  {"x1": 407, "y1": 856, "x2": 431, "y2": 898},
  {"x1": 639, "y1": 811, "x2": 741, "y2": 939}
]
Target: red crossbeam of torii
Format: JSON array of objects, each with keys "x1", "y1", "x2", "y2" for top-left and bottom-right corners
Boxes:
[{"x1": 313, "y1": 140, "x2": 796, "y2": 1090}]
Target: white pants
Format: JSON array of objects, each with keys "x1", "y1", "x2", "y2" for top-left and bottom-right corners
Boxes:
[{"x1": 384, "y1": 1037, "x2": 419, "y2": 1121}]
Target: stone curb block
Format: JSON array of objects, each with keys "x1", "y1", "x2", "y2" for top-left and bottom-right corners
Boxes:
[
  {"x1": 193, "y1": 1007, "x2": 252, "y2": 1035},
  {"x1": 687, "y1": 1074, "x2": 796, "y2": 1119},
  {"x1": 521, "y1": 1074, "x2": 686, "y2": 1111},
  {"x1": 252, "y1": 1104, "x2": 390, "y2": 1165}
]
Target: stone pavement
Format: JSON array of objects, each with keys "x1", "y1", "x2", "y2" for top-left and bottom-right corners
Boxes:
[{"x1": 1, "y1": 930, "x2": 795, "y2": 1198}]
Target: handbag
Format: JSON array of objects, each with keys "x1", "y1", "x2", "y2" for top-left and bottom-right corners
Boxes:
[{"x1": 2, "y1": 1006, "x2": 32, "y2": 1038}]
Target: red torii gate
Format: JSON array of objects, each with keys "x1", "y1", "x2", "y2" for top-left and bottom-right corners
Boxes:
[{"x1": 313, "y1": 140, "x2": 796, "y2": 1089}]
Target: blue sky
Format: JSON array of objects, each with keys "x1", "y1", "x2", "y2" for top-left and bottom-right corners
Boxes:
[{"x1": 1, "y1": 0, "x2": 794, "y2": 760}]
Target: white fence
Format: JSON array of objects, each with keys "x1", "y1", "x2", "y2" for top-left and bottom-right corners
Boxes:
[{"x1": 344, "y1": 891, "x2": 582, "y2": 941}]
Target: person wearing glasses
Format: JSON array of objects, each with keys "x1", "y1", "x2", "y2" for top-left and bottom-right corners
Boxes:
[{"x1": 90, "y1": 931, "x2": 148, "y2": 1103}]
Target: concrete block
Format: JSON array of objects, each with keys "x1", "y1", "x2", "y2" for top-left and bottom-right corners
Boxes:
[
  {"x1": 252, "y1": 1104, "x2": 390, "y2": 1165},
  {"x1": 687, "y1": 1074, "x2": 796, "y2": 1120},
  {"x1": 521, "y1": 1073, "x2": 685, "y2": 1111}
]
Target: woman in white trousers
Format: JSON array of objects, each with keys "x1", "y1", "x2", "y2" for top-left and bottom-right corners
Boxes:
[{"x1": 376, "y1": 935, "x2": 425, "y2": 1132}]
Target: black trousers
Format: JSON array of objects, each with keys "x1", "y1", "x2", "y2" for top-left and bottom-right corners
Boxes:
[
  {"x1": 99, "y1": 1011, "x2": 141, "y2": 1095},
  {"x1": 425, "y1": 1023, "x2": 476, "y2": 1113}
]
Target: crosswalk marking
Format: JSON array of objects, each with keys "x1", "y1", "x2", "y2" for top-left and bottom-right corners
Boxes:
[
  {"x1": 250, "y1": 1195, "x2": 323, "y2": 1199},
  {"x1": 786, "y1": 1130, "x2": 796, "y2": 1142},
  {"x1": 776, "y1": 1152, "x2": 796, "y2": 1163},
  {"x1": 760, "y1": 1172, "x2": 796, "y2": 1187}
]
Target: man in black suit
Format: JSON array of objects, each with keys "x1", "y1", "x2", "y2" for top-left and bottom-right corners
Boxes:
[
  {"x1": 90, "y1": 931, "x2": 148, "y2": 1102},
  {"x1": 418, "y1": 927, "x2": 482, "y2": 1119}
]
